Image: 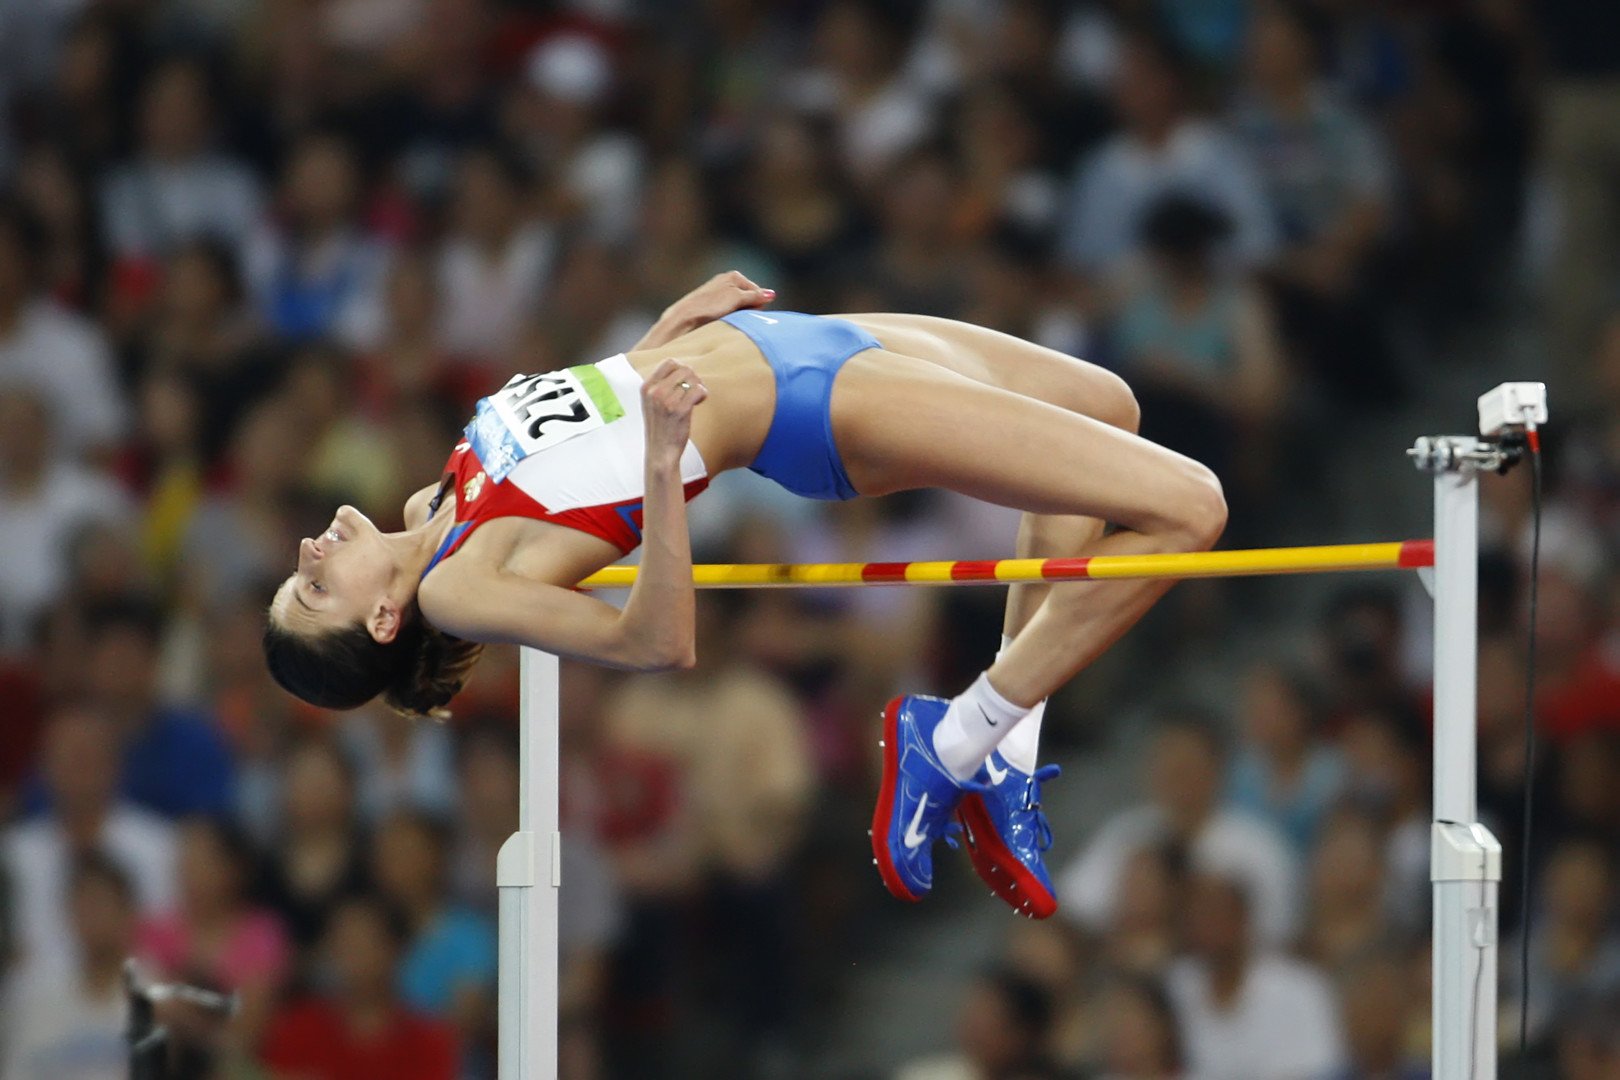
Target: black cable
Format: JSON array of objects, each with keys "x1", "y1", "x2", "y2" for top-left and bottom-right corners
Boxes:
[{"x1": 1517, "y1": 431, "x2": 1543, "y2": 1054}]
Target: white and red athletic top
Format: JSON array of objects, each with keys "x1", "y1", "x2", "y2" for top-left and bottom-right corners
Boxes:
[{"x1": 424, "y1": 355, "x2": 709, "y2": 568}]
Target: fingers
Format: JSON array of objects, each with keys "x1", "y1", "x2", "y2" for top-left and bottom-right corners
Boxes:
[
  {"x1": 718, "y1": 270, "x2": 776, "y2": 308},
  {"x1": 642, "y1": 360, "x2": 707, "y2": 411}
]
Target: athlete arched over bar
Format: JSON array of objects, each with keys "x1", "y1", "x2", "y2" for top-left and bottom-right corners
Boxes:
[{"x1": 263, "y1": 273, "x2": 1228, "y2": 918}]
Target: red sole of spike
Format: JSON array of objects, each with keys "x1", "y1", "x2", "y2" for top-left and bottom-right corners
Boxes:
[
  {"x1": 956, "y1": 794, "x2": 1058, "y2": 919},
  {"x1": 871, "y1": 699, "x2": 922, "y2": 903}
]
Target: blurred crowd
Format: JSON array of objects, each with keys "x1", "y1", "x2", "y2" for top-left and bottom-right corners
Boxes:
[{"x1": 0, "y1": 0, "x2": 1617, "y2": 1078}]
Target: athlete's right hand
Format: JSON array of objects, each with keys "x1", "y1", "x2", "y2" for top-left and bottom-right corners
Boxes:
[{"x1": 642, "y1": 359, "x2": 707, "y2": 468}]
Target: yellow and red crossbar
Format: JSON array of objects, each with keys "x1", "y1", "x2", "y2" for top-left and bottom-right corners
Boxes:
[{"x1": 579, "y1": 539, "x2": 1435, "y2": 590}]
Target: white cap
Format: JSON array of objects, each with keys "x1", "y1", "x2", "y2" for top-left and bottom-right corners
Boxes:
[{"x1": 526, "y1": 33, "x2": 613, "y2": 105}]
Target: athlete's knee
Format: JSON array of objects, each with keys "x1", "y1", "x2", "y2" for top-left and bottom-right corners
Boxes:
[
  {"x1": 1103, "y1": 371, "x2": 1142, "y2": 434},
  {"x1": 1169, "y1": 463, "x2": 1227, "y2": 551}
]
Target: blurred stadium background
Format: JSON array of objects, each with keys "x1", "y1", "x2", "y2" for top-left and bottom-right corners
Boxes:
[{"x1": 0, "y1": 0, "x2": 1617, "y2": 1077}]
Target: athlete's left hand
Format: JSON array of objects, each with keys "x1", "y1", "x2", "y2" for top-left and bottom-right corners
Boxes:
[
  {"x1": 669, "y1": 270, "x2": 775, "y2": 325},
  {"x1": 642, "y1": 359, "x2": 707, "y2": 468}
]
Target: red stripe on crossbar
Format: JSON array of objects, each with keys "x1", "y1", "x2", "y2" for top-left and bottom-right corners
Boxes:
[
  {"x1": 1040, "y1": 558, "x2": 1093, "y2": 580},
  {"x1": 861, "y1": 562, "x2": 911, "y2": 583},
  {"x1": 950, "y1": 561, "x2": 1000, "y2": 581},
  {"x1": 1397, "y1": 540, "x2": 1435, "y2": 568}
]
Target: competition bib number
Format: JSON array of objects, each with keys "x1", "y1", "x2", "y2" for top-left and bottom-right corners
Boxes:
[{"x1": 465, "y1": 365, "x2": 626, "y2": 483}]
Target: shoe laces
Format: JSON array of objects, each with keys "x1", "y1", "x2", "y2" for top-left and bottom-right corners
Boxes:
[{"x1": 1021, "y1": 765, "x2": 1062, "y2": 853}]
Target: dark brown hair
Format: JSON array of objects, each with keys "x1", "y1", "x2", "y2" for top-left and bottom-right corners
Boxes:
[{"x1": 263, "y1": 611, "x2": 482, "y2": 720}]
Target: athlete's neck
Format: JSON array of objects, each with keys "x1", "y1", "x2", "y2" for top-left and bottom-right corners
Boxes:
[{"x1": 382, "y1": 504, "x2": 459, "y2": 585}]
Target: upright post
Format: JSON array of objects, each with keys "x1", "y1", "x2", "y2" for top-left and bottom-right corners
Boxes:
[
  {"x1": 1416, "y1": 437, "x2": 1503, "y2": 1080},
  {"x1": 498, "y1": 649, "x2": 561, "y2": 1080}
]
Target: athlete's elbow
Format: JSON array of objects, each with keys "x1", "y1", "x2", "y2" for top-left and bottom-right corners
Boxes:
[
  {"x1": 638, "y1": 644, "x2": 697, "y2": 673},
  {"x1": 618, "y1": 630, "x2": 696, "y2": 672}
]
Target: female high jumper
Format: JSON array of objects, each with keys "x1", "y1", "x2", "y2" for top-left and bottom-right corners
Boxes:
[{"x1": 264, "y1": 273, "x2": 1226, "y2": 919}]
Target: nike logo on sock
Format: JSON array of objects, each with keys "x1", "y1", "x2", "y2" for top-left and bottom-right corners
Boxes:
[
  {"x1": 903, "y1": 795, "x2": 931, "y2": 849},
  {"x1": 977, "y1": 703, "x2": 998, "y2": 728}
]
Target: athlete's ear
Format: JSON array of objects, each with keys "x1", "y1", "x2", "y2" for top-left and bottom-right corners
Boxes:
[{"x1": 368, "y1": 599, "x2": 402, "y2": 644}]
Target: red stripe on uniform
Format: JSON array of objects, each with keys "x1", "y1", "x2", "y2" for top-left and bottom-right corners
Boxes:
[
  {"x1": 1040, "y1": 557, "x2": 1093, "y2": 580},
  {"x1": 861, "y1": 562, "x2": 911, "y2": 583},
  {"x1": 950, "y1": 561, "x2": 1000, "y2": 581},
  {"x1": 1397, "y1": 540, "x2": 1435, "y2": 569}
]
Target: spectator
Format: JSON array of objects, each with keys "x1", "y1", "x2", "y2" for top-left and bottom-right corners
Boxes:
[
  {"x1": 511, "y1": 33, "x2": 642, "y2": 243},
  {"x1": 74, "y1": 598, "x2": 236, "y2": 819},
  {"x1": 12, "y1": 143, "x2": 106, "y2": 309},
  {"x1": 22, "y1": 11, "x2": 126, "y2": 174},
  {"x1": 98, "y1": 57, "x2": 260, "y2": 267},
  {"x1": 371, "y1": 811, "x2": 496, "y2": 1042},
  {"x1": 434, "y1": 143, "x2": 555, "y2": 367},
  {"x1": 1318, "y1": 585, "x2": 1418, "y2": 719},
  {"x1": 340, "y1": 702, "x2": 458, "y2": 825},
  {"x1": 0, "y1": 853, "x2": 136, "y2": 1080},
  {"x1": 1103, "y1": 843, "x2": 1183, "y2": 979},
  {"x1": 842, "y1": 147, "x2": 969, "y2": 316},
  {"x1": 141, "y1": 236, "x2": 260, "y2": 383},
  {"x1": 1552, "y1": 991, "x2": 1620, "y2": 1080},
  {"x1": 123, "y1": 366, "x2": 207, "y2": 582},
  {"x1": 1094, "y1": 977, "x2": 1185, "y2": 1080},
  {"x1": 1502, "y1": 838, "x2": 1620, "y2": 1042},
  {"x1": 0, "y1": 382, "x2": 130, "y2": 650},
  {"x1": 953, "y1": 82, "x2": 1067, "y2": 245},
  {"x1": 1003, "y1": 917, "x2": 1096, "y2": 1071},
  {"x1": 261, "y1": 894, "x2": 457, "y2": 1080},
  {"x1": 1224, "y1": 661, "x2": 1343, "y2": 856},
  {"x1": 278, "y1": 344, "x2": 399, "y2": 519},
  {"x1": 1337, "y1": 709, "x2": 1429, "y2": 934},
  {"x1": 1301, "y1": 809, "x2": 1390, "y2": 972},
  {"x1": 180, "y1": 397, "x2": 309, "y2": 605},
  {"x1": 447, "y1": 723, "x2": 519, "y2": 915},
  {"x1": 894, "y1": 965, "x2": 1058, "y2": 1080},
  {"x1": 1535, "y1": 1, "x2": 1620, "y2": 390},
  {"x1": 0, "y1": 200, "x2": 126, "y2": 457},
  {"x1": 135, "y1": 818, "x2": 291, "y2": 1050},
  {"x1": 354, "y1": 250, "x2": 465, "y2": 413},
  {"x1": 2, "y1": 705, "x2": 176, "y2": 975},
  {"x1": 245, "y1": 130, "x2": 387, "y2": 345},
  {"x1": 1327, "y1": 950, "x2": 1428, "y2": 1080},
  {"x1": 1059, "y1": 26, "x2": 1276, "y2": 276},
  {"x1": 1232, "y1": 1, "x2": 1396, "y2": 401},
  {"x1": 735, "y1": 113, "x2": 864, "y2": 313},
  {"x1": 632, "y1": 158, "x2": 776, "y2": 322},
  {"x1": 1109, "y1": 195, "x2": 1286, "y2": 503},
  {"x1": 1167, "y1": 871, "x2": 1345, "y2": 1080},
  {"x1": 794, "y1": 1, "x2": 934, "y2": 188},
  {"x1": 259, "y1": 738, "x2": 371, "y2": 952},
  {"x1": 203, "y1": 587, "x2": 304, "y2": 838},
  {"x1": 1057, "y1": 711, "x2": 1300, "y2": 947}
]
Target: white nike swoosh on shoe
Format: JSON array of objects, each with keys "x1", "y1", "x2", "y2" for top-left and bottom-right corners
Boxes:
[
  {"x1": 985, "y1": 757, "x2": 1010, "y2": 785},
  {"x1": 903, "y1": 794, "x2": 931, "y2": 849},
  {"x1": 743, "y1": 311, "x2": 779, "y2": 325}
]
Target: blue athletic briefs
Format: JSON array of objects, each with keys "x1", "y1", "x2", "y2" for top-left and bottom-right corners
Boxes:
[{"x1": 719, "y1": 310, "x2": 879, "y2": 501}]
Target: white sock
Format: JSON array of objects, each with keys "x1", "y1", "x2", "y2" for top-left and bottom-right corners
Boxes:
[
  {"x1": 994, "y1": 633, "x2": 1046, "y2": 774},
  {"x1": 932, "y1": 671, "x2": 1031, "y2": 780}
]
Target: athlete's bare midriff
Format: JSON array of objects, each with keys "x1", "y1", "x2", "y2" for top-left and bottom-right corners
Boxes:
[
  {"x1": 417, "y1": 313, "x2": 980, "y2": 590},
  {"x1": 623, "y1": 318, "x2": 778, "y2": 473}
]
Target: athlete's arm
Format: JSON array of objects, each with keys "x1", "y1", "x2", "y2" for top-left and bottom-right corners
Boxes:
[
  {"x1": 417, "y1": 362, "x2": 706, "y2": 671},
  {"x1": 633, "y1": 271, "x2": 775, "y2": 351},
  {"x1": 615, "y1": 358, "x2": 705, "y2": 666}
]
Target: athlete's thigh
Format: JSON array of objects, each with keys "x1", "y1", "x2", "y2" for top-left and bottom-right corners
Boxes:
[
  {"x1": 830, "y1": 349, "x2": 1204, "y2": 531},
  {"x1": 839, "y1": 313, "x2": 1131, "y2": 422}
]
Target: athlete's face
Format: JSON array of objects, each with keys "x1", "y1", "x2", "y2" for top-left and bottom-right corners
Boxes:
[{"x1": 271, "y1": 505, "x2": 398, "y2": 640}]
